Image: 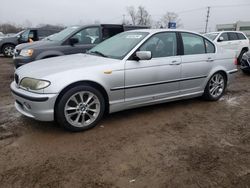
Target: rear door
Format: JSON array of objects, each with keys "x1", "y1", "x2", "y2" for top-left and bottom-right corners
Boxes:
[
  {"x1": 60, "y1": 26, "x2": 101, "y2": 55},
  {"x1": 237, "y1": 32, "x2": 249, "y2": 52},
  {"x1": 180, "y1": 32, "x2": 215, "y2": 94},
  {"x1": 227, "y1": 32, "x2": 240, "y2": 52}
]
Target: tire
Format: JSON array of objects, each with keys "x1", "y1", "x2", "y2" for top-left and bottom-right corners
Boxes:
[
  {"x1": 238, "y1": 49, "x2": 247, "y2": 65},
  {"x1": 2, "y1": 44, "x2": 15, "y2": 57},
  {"x1": 242, "y1": 69, "x2": 250, "y2": 75},
  {"x1": 55, "y1": 85, "x2": 105, "y2": 132},
  {"x1": 203, "y1": 72, "x2": 227, "y2": 101}
]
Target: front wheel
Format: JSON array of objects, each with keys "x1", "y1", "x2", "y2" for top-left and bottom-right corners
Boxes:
[
  {"x1": 203, "y1": 72, "x2": 227, "y2": 101},
  {"x1": 55, "y1": 85, "x2": 105, "y2": 132},
  {"x1": 2, "y1": 44, "x2": 15, "y2": 57}
]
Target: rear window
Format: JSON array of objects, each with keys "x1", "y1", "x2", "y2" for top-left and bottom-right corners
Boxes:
[
  {"x1": 228, "y1": 32, "x2": 238, "y2": 41},
  {"x1": 237, "y1": 33, "x2": 247, "y2": 40},
  {"x1": 204, "y1": 33, "x2": 219, "y2": 41}
]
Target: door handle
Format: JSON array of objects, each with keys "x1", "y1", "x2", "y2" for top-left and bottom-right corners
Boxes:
[
  {"x1": 170, "y1": 60, "x2": 181, "y2": 65},
  {"x1": 206, "y1": 57, "x2": 214, "y2": 62}
]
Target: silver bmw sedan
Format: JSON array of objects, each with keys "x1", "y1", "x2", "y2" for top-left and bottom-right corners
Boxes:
[{"x1": 11, "y1": 29, "x2": 238, "y2": 131}]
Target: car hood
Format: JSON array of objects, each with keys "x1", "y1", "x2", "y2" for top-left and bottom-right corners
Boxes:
[
  {"x1": 0, "y1": 36, "x2": 17, "y2": 41},
  {"x1": 16, "y1": 53, "x2": 120, "y2": 78},
  {"x1": 15, "y1": 40, "x2": 58, "y2": 50}
]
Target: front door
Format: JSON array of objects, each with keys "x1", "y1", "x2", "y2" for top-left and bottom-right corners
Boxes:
[{"x1": 125, "y1": 32, "x2": 181, "y2": 105}]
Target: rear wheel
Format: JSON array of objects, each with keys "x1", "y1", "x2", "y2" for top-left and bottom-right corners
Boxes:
[
  {"x1": 238, "y1": 49, "x2": 248, "y2": 64},
  {"x1": 203, "y1": 72, "x2": 226, "y2": 101},
  {"x1": 2, "y1": 44, "x2": 15, "y2": 57},
  {"x1": 55, "y1": 85, "x2": 105, "y2": 132}
]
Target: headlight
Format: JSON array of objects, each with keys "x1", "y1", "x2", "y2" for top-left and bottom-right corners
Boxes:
[
  {"x1": 19, "y1": 49, "x2": 33, "y2": 57},
  {"x1": 20, "y1": 78, "x2": 50, "y2": 90}
]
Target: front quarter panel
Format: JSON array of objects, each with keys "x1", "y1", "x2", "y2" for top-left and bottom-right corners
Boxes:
[{"x1": 43, "y1": 61, "x2": 125, "y2": 106}]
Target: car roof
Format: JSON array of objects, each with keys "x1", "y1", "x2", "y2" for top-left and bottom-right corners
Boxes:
[{"x1": 126, "y1": 29, "x2": 203, "y2": 36}]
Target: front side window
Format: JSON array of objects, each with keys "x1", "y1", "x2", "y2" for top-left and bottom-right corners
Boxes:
[
  {"x1": 71, "y1": 27, "x2": 100, "y2": 45},
  {"x1": 139, "y1": 32, "x2": 177, "y2": 58},
  {"x1": 88, "y1": 32, "x2": 149, "y2": 60},
  {"x1": 181, "y1": 33, "x2": 205, "y2": 55},
  {"x1": 219, "y1": 33, "x2": 229, "y2": 41},
  {"x1": 228, "y1": 32, "x2": 238, "y2": 40},
  {"x1": 20, "y1": 30, "x2": 30, "y2": 42}
]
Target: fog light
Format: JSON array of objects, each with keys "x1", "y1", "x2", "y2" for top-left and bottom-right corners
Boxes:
[{"x1": 23, "y1": 102, "x2": 31, "y2": 110}]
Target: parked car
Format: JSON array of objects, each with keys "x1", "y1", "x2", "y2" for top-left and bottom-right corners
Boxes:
[
  {"x1": 0, "y1": 32, "x2": 5, "y2": 38},
  {"x1": 11, "y1": 29, "x2": 237, "y2": 132},
  {"x1": 13, "y1": 24, "x2": 149, "y2": 68},
  {"x1": 0, "y1": 28, "x2": 61, "y2": 57},
  {"x1": 204, "y1": 31, "x2": 249, "y2": 63},
  {"x1": 240, "y1": 52, "x2": 250, "y2": 74}
]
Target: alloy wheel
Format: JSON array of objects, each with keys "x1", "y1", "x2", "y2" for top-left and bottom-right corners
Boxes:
[
  {"x1": 4, "y1": 46, "x2": 14, "y2": 57},
  {"x1": 64, "y1": 91, "x2": 101, "y2": 128},
  {"x1": 208, "y1": 73, "x2": 225, "y2": 98}
]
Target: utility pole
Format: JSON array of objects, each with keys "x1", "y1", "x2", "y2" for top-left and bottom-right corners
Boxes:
[
  {"x1": 205, "y1": 6, "x2": 210, "y2": 33},
  {"x1": 122, "y1": 14, "x2": 126, "y2": 24}
]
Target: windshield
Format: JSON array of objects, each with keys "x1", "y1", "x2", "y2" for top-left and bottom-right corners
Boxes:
[
  {"x1": 14, "y1": 30, "x2": 24, "y2": 37},
  {"x1": 204, "y1": 33, "x2": 219, "y2": 41},
  {"x1": 88, "y1": 31, "x2": 149, "y2": 60},
  {"x1": 44, "y1": 26, "x2": 79, "y2": 41}
]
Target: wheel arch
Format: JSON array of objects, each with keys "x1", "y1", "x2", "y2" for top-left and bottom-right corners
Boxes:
[
  {"x1": 54, "y1": 80, "x2": 110, "y2": 119},
  {"x1": 1, "y1": 43, "x2": 16, "y2": 53},
  {"x1": 205, "y1": 69, "x2": 228, "y2": 88},
  {"x1": 242, "y1": 47, "x2": 249, "y2": 53}
]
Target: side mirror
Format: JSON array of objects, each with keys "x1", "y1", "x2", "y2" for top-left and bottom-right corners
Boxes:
[
  {"x1": 218, "y1": 36, "x2": 224, "y2": 42},
  {"x1": 136, "y1": 51, "x2": 152, "y2": 60},
  {"x1": 69, "y1": 38, "x2": 79, "y2": 46}
]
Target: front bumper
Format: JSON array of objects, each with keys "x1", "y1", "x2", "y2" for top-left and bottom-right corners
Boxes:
[
  {"x1": 10, "y1": 82, "x2": 58, "y2": 121},
  {"x1": 13, "y1": 55, "x2": 34, "y2": 68}
]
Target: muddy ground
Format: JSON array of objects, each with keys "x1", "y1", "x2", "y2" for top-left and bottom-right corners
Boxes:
[{"x1": 0, "y1": 56, "x2": 250, "y2": 188}]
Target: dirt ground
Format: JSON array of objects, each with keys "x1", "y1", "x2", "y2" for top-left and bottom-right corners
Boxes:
[{"x1": 0, "y1": 56, "x2": 250, "y2": 188}]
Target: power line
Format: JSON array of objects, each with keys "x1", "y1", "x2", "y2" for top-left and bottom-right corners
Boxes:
[{"x1": 212, "y1": 3, "x2": 250, "y2": 8}]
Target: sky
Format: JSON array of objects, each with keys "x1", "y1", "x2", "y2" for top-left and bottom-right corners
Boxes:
[{"x1": 0, "y1": 0, "x2": 250, "y2": 32}]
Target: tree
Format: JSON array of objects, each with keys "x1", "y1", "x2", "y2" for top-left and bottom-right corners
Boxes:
[
  {"x1": 158, "y1": 12, "x2": 182, "y2": 28},
  {"x1": 127, "y1": 6, "x2": 137, "y2": 25},
  {"x1": 126, "y1": 6, "x2": 151, "y2": 26},
  {"x1": 136, "y1": 6, "x2": 151, "y2": 26},
  {"x1": 0, "y1": 23, "x2": 23, "y2": 34}
]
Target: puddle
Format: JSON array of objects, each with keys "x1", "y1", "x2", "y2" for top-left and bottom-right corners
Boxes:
[{"x1": 220, "y1": 96, "x2": 240, "y2": 106}]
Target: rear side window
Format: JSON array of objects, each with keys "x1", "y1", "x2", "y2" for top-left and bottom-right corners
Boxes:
[
  {"x1": 228, "y1": 32, "x2": 238, "y2": 40},
  {"x1": 102, "y1": 27, "x2": 124, "y2": 41},
  {"x1": 237, "y1": 33, "x2": 247, "y2": 40},
  {"x1": 38, "y1": 30, "x2": 48, "y2": 37},
  {"x1": 205, "y1": 39, "x2": 215, "y2": 53},
  {"x1": 181, "y1": 33, "x2": 205, "y2": 55}
]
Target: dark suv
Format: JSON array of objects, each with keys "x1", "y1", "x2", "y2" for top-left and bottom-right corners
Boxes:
[
  {"x1": 13, "y1": 24, "x2": 149, "y2": 68},
  {"x1": 0, "y1": 28, "x2": 61, "y2": 57}
]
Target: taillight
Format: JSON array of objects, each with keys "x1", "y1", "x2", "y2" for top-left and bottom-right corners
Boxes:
[{"x1": 234, "y1": 58, "x2": 238, "y2": 65}]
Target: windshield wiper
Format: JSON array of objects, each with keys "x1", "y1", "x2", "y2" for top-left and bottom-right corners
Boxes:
[{"x1": 88, "y1": 51, "x2": 108, "y2": 57}]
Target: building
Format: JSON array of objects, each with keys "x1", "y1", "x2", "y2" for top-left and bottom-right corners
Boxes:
[{"x1": 217, "y1": 21, "x2": 250, "y2": 38}]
